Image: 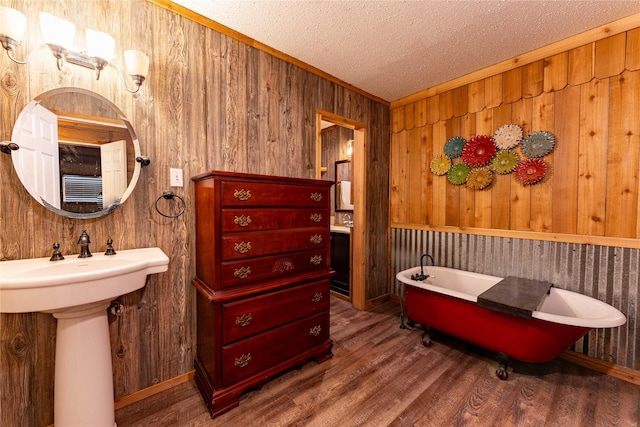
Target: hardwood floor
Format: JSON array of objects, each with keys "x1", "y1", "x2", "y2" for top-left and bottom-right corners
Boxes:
[{"x1": 116, "y1": 296, "x2": 640, "y2": 426}]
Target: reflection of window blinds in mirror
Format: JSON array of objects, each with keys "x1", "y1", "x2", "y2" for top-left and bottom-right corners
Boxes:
[{"x1": 62, "y1": 175, "x2": 103, "y2": 208}]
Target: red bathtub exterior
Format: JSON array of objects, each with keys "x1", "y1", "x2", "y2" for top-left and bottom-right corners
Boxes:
[{"x1": 406, "y1": 284, "x2": 591, "y2": 363}]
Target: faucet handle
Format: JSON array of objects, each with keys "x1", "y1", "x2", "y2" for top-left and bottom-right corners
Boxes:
[
  {"x1": 105, "y1": 238, "x2": 116, "y2": 256},
  {"x1": 50, "y1": 243, "x2": 65, "y2": 261}
]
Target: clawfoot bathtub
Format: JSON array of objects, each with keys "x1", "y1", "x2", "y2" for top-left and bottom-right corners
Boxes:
[{"x1": 397, "y1": 266, "x2": 626, "y2": 379}]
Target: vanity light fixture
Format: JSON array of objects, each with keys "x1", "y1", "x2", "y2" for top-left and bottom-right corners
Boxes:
[{"x1": 0, "y1": 6, "x2": 149, "y2": 93}]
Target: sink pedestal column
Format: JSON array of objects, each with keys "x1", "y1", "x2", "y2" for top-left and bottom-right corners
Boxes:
[{"x1": 51, "y1": 301, "x2": 116, "y2": 427}]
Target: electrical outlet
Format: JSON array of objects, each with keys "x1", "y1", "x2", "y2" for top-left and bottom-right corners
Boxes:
[{"x1": 170, "y1": 168, "x2": 183, "y2": 187}]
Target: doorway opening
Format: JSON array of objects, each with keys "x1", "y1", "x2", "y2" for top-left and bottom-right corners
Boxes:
[{"x1": 315, "y1": 110, "x2": 367, "y2": 310}]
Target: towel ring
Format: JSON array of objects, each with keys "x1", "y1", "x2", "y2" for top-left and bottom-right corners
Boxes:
[{"x1": 155, "y1": 191, "x2": 186, "y2": 218}]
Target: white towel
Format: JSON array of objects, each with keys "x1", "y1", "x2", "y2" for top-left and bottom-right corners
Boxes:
[{"x1": 338, "y1": 181, "x2": 354, "y2": 210}]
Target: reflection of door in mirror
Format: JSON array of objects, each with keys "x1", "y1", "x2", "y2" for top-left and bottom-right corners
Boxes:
[
  {"x1": 11, "y1": 103, "x2": 61, "y2": 208},
  {"x1": 100, "y1": 140, "x2": 128, "y2": 207}
]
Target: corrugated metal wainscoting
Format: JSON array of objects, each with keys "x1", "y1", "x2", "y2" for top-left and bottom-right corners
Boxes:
[{"x1": 390, "y1": 228, "x2": 639, "y2": 371}]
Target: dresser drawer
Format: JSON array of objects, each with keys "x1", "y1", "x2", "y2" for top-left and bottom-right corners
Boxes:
[
  {"x1": 221, "y1": 208, "x2": 328, "y2": 233},
  {"x1": 222, "y1": 229, "x2": 328, "y2": 261},
  {"x1": 222, "y1": 280, "x2": 329, "y2": 344},
  {"x1": 220, "y1": 249, "x2": 329, "y2": 288},
  {"x1": 221, "y1": 312, "x2": 329, "y2": 386},
  {"x1": 220, "y1": 181, "x2": 330, "y2": 208}
]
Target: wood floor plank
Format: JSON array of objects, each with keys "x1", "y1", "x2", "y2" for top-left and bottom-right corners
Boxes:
[
  {"x1": 115, "y1": 297, "x2": 640, "y2": 427},
  {"x1": 502, "y1": 372, "x2": 557, "y2": 426}
]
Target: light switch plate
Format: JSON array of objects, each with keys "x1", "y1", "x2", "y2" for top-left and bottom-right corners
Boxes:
[{"x1": 170, "y1": 168, "x2": 183, "y2": 187}]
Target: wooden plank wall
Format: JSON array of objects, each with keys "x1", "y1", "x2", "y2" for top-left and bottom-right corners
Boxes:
[
  {"x1": 0, "y1": 1, "x2": 389, "y2": 426},
  {"x1": 390, "y1": 27, "x2": 640, "y2": 247}
]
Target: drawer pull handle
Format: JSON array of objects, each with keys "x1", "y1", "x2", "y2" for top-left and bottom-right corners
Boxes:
[
  {"x1": 234, "y1": 189, "x2": 252, "y2": 201},
  {"x1": 310, "y1": 234, "x2": 322, "y2": 245},
  {"x1": 234, "y1": 241, "x2": 252, "y2": 254},
  {"x1": 309, "y1": 325, "x2": 322, "y2": 337},
  {"x1": 310, "y1": 192, "x2": 323, "y2": 202},
  {"x1": 310, "y1": 255, "x2": 322, "y2": 265},
  {"x1": 235, "y1": 313, "x2": 253, "y2": 327},
  {"x1": 234, "y1": 215, "x2": 252, "y2": 227},
  {"x1": 310, "y1": 213, "x2": 322, "y2": 223},
  {"x1": 312, "y1": 292, "x2": 323, "y2": 303},
  {"x1": 233, "y1": 266, "x2": 252, "y2": 279},
  {"x1": 234, "y1": 353, "x2": 252, "y2": 368}
]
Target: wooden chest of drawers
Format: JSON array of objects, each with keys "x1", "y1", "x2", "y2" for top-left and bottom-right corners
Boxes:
[{"x1": 192, "y1": 171, "x2": 334, "y2": 418}]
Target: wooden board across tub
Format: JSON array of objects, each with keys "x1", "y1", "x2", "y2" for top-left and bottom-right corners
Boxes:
[{"x1": 477, "y1": 277, "x2": 553, "y2": 319}]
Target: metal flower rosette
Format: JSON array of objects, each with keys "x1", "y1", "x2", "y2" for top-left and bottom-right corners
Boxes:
[
  {"x1": 430, "y1": 154, "x2": 452, "y2": 176},
  {"x1": 429, "y1": 126, "x2": 555, "y2": 190},
  {"x1": 461, "y1": 135, "x2": 497, "y2": 167}
]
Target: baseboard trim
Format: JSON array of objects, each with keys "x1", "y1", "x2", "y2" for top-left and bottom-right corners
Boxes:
[
  {"x1": 364, "y1": 293, "x2": 390, "y2": 310},
  {"x1": 114, "y1": 370, "x2": 195, "y2": 410},
  {"x1": 559, "y1": 350, "x2": 640, "y2": 385}
]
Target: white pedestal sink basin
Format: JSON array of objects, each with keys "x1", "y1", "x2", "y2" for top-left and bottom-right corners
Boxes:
[{"x1": 0, "y1": 247, "x2": 169, "y2": 427}]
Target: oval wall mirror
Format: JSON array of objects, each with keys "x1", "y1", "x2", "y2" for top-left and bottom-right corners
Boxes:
[{"x1": 10, "y1": 87, "x2": 142, "y2": 219}]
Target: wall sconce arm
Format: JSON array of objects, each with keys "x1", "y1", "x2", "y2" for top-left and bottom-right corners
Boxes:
[{"x1": 0, "y1": 36, "x2": 47, "y2": 65}]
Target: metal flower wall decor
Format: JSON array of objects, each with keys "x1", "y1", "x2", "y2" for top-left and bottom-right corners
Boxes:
[{"x1": 429, "y1": 124, "x2": 556, "y2": 190}]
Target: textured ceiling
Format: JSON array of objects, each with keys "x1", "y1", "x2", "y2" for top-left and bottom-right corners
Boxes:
[{"x1": 171, "y1": 0, "x2": 640, "y2": 103}]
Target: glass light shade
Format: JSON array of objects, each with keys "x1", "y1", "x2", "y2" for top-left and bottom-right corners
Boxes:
[
  {"x1": 86, "y1": 29, "x2": 115, "y2": 62},
  {"x1": 39, "y1": 12, "x2": 75, "y2": 48},
  {"x1": 124, "y1": 50, "x2": 149, "y2": 77},
  {"x1": 0, "y1": 6, "x2": 27, "y2": 43}
]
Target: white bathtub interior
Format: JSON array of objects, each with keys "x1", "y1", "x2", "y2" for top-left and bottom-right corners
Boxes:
[
  {"x1": 532, "y1": 288, "x2": 627, "y2": 328},
  {"x1": 398, "y1": 266, "x2": 502, "y2": 302}
]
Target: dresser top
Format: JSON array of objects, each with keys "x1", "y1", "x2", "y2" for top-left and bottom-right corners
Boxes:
[{"x1": 192, "y1": 170, "x2": 334, "y2": 188}]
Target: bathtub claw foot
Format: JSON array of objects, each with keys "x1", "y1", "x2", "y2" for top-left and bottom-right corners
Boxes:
[
  {"x1": 495, "y1": 352, "x2": 509, "y2": 380},
  {"x1": 419, "y1": 325, "x2": 433, "y2": 347},
  {"x1": 421, "y1": 332, "x2": 431, "y2": 347},
  {"x1": 496, "y1": 365, "x2": 508, "y2": 380}
]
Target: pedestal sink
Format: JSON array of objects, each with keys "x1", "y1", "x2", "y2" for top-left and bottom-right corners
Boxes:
[{"x1": 0, "y1": 247, "x2": 169, "y2": 427}]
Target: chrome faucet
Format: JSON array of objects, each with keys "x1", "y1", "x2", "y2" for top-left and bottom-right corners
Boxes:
[
  {"x1": 78, "y1": 230, "x2": 92, "y2": 258},
  {"x1": 344, "y1": 213, "x2": 353, "y2": 227}
]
